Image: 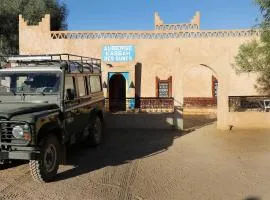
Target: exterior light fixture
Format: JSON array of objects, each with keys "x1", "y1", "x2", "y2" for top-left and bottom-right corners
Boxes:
[
  {"x1": 102, "y1": 81, "x2": 108, "y2": 88},
  {"x1": 129, "y1": 81, "x2": 135, "y2": 89}
]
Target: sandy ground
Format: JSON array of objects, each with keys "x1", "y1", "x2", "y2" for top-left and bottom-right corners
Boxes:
[{"x1": 0, "y1": 117, "x2": 270, "y2": 200}]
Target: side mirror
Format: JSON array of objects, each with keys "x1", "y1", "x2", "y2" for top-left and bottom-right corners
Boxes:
[{"x1": 66, "y1": 88, "x2": 75, "y2": 100}]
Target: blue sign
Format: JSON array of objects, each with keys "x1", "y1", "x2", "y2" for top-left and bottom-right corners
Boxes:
[{"x1": 102, "y1": 45, "x2": 135, "y2": 62}]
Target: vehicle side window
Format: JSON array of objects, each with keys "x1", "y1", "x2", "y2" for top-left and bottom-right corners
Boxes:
[
  {"x1": 16, "y1": 76, "x2": 27, "y2": 91},
  {"x1": 65, "y1": 76, "x2": 77, "y2": 100},
  {"x1": 0, "y1": 77, "x2": 11, "y2": 92},
  {"x1": 89, "y1": 75, "x2": 101, "y2": 93},
  {"x1": 84, "y1": 76, "x2": 89, "y2": 95},
  {"x1": 77, "y1": 76, "x2": 87, "y2": 97}
]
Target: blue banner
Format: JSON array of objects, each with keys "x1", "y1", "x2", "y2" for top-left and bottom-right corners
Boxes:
[{"x1": 102, "y1": 45, "x2": 135, "y2": 62}]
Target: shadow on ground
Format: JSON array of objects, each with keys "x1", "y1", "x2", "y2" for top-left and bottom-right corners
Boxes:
[
  {"x1": 244, "y1": 197, "x2": 261, "y2": 200},
  {"x1": 0, "y1": 160, "x2": 27, "y2": 170},
  {"x1": 1, "y1": 112, "x2": 217, "y2": 183},
  {"x1": 104, "y1": 112, "x2": 175, "y2": 130},
  {"x1": 55, "y1": 128, "x2": 183, "y2": 182},
  {"x1": 183, "y1": 114, "x2": 217, "y2": 130},
  {"x1": 56, "y1": 113, "x2": 216, "y2": 182}
]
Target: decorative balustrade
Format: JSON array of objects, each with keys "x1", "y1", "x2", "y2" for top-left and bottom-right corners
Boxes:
[
  {"x1": 140, "y1": 97, "x2": 174, "y2": 112},
  {"x1": 155, "y1": 23, "x2": 199, "y2": 31},
  {"x1": 105, "y1": 97, "x2": 174, "y2": 113},
  {"x1": 184, "y1": 97, "x2": 217, "y2": 107},
  {"x1": 51, "y1": 29, "x2": 260, "y2": 40},
  {"x1": 229, "y1": 96, "x2": 270, "y2": 112}
]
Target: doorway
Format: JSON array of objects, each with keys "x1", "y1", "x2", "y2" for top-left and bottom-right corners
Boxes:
[
  {"x1": 183, "y1": 65, "x2": 218, "y2": 129},
  {"x1": 109, "y1": 73, "x2": 126, "y2": 112}
]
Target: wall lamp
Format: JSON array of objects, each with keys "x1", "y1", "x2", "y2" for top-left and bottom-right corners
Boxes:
[
  {"x1": 102, "y1": 81, "x2": 108, "y2": 88},
  {"x1": 129, "y1": 81, "x2": 135, "y2": 89}
]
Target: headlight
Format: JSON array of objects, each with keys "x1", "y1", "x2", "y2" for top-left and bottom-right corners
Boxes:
[{"x1": 12, "y1": 126, "x2": 24, "y2": 138}]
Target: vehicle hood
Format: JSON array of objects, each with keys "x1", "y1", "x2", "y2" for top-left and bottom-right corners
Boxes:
[{"x1": 0, "y1": 103, "x2": 59, "y2": 120}]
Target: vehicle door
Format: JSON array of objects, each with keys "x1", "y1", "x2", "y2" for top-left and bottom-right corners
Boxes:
[
  {"x1": 76, "y1": 75, "x2": 92, "y2": 135},
  {"x1": 88, "y1": 74, "x2": 103, "y2": 112},
  {"x1": 63, "y1": 75, "x2": 81, "y2": 144}
]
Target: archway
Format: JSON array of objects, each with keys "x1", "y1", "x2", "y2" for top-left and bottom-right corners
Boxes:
[
  {"x1": 183, "y1": 64, "x2": 218, "y2": 129},
  {"x1": 109, "y1": 74, "x2": 126, "y2": 112}
]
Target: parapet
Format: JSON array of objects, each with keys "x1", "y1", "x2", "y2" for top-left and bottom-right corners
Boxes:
[
  {"x1": 154, "y1": 11, "x2": 200, "y2": 31},
  {"x1": 19, "y1": 14, "x2": 51, "y2": 32},
  {"x1": 154, "y1": 12, "x2": 164, "y2": 26},
  {"x1": 19, "y1": 14, "x2": 51, "y2": 54}
]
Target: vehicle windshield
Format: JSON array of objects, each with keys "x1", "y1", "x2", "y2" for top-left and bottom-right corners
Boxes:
[{"x1": 0, "y1": 72, "x2": 61, "y2": 94}]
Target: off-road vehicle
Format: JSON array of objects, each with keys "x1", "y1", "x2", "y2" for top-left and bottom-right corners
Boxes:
[{"x1": 0, "y1": 54, "x2": 105, "y2": 182}]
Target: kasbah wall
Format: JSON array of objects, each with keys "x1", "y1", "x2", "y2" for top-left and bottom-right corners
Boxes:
[{"x1": 19, "y1": 12, "x2": 270, "y2": 130}]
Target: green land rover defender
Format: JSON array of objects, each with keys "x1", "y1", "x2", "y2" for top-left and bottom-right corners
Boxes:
[{"x1": 0, "y1": 54, "x2": 105, "y2": 182}]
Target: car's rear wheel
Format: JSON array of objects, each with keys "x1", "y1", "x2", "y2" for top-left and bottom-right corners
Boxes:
[
  {"x1": 87, "y1": 116, "x2": 103, "y2": 146},
  {"x1": 29, "y1": 134, "x2": 60, "y2": 183}
]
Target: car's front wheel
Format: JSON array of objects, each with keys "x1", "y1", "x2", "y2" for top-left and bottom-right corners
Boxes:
[{"x1": 29, "y1": 134, "x2": 60, "y2": 183}]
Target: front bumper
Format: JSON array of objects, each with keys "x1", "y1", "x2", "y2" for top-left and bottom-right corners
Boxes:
[{"x1": 0, "y1": 150, "x2": 39, "y2": 160}]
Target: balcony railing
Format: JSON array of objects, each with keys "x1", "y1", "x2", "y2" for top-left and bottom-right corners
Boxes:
[
  {"x1": 105, "y1": 97, "x2": 174, "y2": 113},
  {"x1": 184, "y1": 97, "x2": 217, "y2": 107},
  {"x1": 140, "y1": 97, "x2": 174, "y2": 112},
  {"x1": 105, "y1": 98, "x2": 135, "y2": 112},
  {"x1": 229, "y1": 96, "x2": 270, "y2": 112}
]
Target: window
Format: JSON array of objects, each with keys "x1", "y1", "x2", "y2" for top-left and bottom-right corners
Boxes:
[
  {"x1": 0, "y1": 73, "x2": 61, "y2": 93},
  {"x1": 212, "y1": 76, "x2": 218, "y2": 97},
  {"x1": 77, "y1": 76, "x2": 87, "y2": 97},
  {"x1": 65, "y1": 76, "x2": 77, "y2": 100},
  {"x1": 159, "y1": 82, "x2": 169, "y2": 97},
  {"x1": 89, "y1": 75, "x2": 101, "y2": 93},
  {"x1": 156, "y1": 76, "x2": 172, "y2": 98},
  {"x1": 17, "y1": 76, "x2": 27, "y2": 89},
  {"x1": 84, "y1": 76, "x2": 89, "y2": 95},
  {"x1": 214, "y1": 81, "x2": 218, "y2": 97}
]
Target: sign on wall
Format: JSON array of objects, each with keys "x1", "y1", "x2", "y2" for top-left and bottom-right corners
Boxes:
[{"x1": 102, "y1": 45, "x2": 135, "y2": 62}]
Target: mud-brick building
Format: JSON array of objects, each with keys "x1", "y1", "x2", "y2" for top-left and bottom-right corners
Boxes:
[{"x1": 19, "y1": 12, "x2": 270, "y2": 130}]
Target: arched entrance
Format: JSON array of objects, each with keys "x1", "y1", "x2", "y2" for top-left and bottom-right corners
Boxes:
[
  {"x1": 109, "y1": 74, "x2": 126, "y2": 112},
  {"x1": 183, "y1": 64, "x2": 218, "y2": 129}
]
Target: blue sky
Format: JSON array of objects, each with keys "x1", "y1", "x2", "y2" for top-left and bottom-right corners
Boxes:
[{"x1": 63, "y1": 0, "x2": 261, "y2": 31}]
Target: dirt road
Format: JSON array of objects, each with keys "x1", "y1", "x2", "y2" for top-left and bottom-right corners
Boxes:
[{"x1": 0, "y1": 124, "x2": 270, "y2": 200}]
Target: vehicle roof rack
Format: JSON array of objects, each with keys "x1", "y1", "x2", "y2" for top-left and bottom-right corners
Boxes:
[
  {"x1": 0, "y1": 55, "x2": 7, "y2": 61},
  {"x1": 6, "y1": 54, "x2": 102, "y2": 73},
  {"x1": 0, "y1": 55, "x2": 8, "y2": 69}
]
